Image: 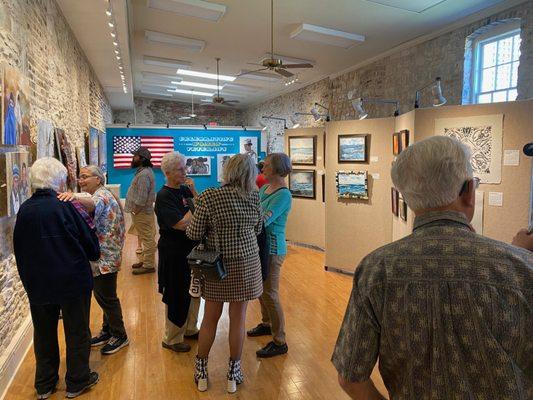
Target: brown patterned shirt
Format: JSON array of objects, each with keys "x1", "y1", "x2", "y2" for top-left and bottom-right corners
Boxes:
[
  {"x1": 332, "y1": 211, "x2": 532, "y2": 400},
  {"x1": 124, "y1": 167, "x2": 155, "y2": 214}
]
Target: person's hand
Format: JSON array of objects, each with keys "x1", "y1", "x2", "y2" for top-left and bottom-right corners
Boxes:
[
  {"x1": 185, "y1": 177, "x2": 195, "y2": 189},
  {"x1": 511, "y1": 228, "x2": 533, "y2": 251},
  {"x1": 57, "y1": 191, "x2": 76, "y2": 202}
]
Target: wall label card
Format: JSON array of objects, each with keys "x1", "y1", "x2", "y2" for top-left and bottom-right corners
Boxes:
[
  {"x1": 488, "y1": 192, "x2": 503, "y2": 207},
  {"x1": 370, "y1": 156, "x2": 379, "y2": 163},
  {"x1": 503, "y1": 150, "x2": 519, "y2": 166}
]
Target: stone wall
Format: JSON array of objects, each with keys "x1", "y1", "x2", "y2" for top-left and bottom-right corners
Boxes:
[
  {"x1": 113, "y1": 96, "x2": 243, "y2": 127},
  {"x1": 243, "y1": 1, "x2": 533, "y2": 150},
  {"x1": 0, "y1": 0, "x2": 112, "y2": 363}
]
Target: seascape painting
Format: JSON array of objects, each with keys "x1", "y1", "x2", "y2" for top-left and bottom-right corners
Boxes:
[
  {"x1": 289, "y1": 136, "x2": 316, "y2": 165},
  {"x1": 336, "y1": 171, "x2": 368, "y2": 199},
  {"x1": 338, "y1": 134, "x2": 368, "y2": 163},
  {"x1": 289, "y1": 170, "x2": 315, "y2": 199}
]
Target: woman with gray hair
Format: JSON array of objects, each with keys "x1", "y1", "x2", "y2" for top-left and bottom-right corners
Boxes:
[
  {"x1": 154, "y1": 152, "x2": 199, "y2": 354},
  {"x1": 186, "y1": 153, "x2": 263, "y2": 394},
  {"x1": 14, "y1": 157, "x2": 100, "y2": 399}
]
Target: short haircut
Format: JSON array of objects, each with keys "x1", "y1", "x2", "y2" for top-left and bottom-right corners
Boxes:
[
  {"x1": 223, "y1": 154, "x2": 257, "y2": 194},
  {"x1": 161, "y1": 152, "x2": 186, "y2": 177},
  {"x1": 266, "y1": 153, "x2": 292, "y2": 177},
  {"x1": 81, "y1": 165, "x2": 106, "y2": 186},
  {"x1": 29, "y1": 157, "x2": 67, "y2": 192},
  {"x1": 391, "y1": 136, "x2": 473, "y2": 210}
]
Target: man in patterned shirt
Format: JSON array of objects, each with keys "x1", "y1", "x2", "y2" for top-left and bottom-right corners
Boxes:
[{"x1": 332, "y1": 136, "x2": 532, "y2": 399}]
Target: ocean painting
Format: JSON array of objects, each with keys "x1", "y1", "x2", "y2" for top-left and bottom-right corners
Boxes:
[
  {"x1": 289, "y1": 170, "x2": 315, "y2": 199},
  {"x1": 336, "y1": 171, "x2": 368, "y2": 199},
  {"x1": 289, "y1": 136, "x2": 316, "y2": 165},
  {"x1": 338, "y1": 135, "x2": 368, "y2": 162}
]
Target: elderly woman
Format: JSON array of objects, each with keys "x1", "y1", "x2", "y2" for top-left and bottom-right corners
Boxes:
[
  {"x1": 186, "y1": 154, "x2": 263, "y2": 394},
  {"x1": 13, "y1": 157, "x2": 100, "y2": 399},
  {"x1": 155, "y1": 152, "x2": 199, "y2": 353},
  {"x1": 247, "y1": 153, "x2": 292, "y2": 357},
  {"x1": 59, "y1": 165, "x2": 128, "y2": 355}
]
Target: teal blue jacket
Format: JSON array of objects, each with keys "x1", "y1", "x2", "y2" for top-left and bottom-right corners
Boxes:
[{"x1": 259, "y1": 185, "x2": 292, "y2": 255}]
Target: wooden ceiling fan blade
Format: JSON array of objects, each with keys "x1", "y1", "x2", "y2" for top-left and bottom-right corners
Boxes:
[
  {"x1": 283, "y1": 63, "x2": 314, "y2": 69},
  {"x1": 275, "y1": 68, "x2": 293, "y2": 78}
]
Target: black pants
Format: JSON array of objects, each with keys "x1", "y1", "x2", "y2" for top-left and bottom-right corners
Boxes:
[
  {"x1": 30, "y1": 294, "x2": 91, "y2": 394},
  {"x1": 93, "y1": 272, "x2": 126, "y2": 337}
]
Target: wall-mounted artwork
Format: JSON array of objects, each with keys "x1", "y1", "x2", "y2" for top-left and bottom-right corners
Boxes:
[
  {"x1": 77, "y1": 146, "x2": 87, "y2": 170},
  {"x1": 338, "y1": 134, "x2": 368, "y2": 163},
  {"x1": 98, "y1": 130, "x2": 107, "y2": 173},
  {"x1": 289, "y1": 136, "x2": 316, "y2": 166},
  {"x1": 392, "y1": 132, "x2": 400, "y2": 155},
  {"x1": 185, "y1": 156, "x2": 211, "y2": 176},
  {"x1": 336, "y1": 171, "x2": 368, "y2": 200},
  {"x1": 88, "y1": 127, "x2": 99, "y2": 166},
  {"x1": 6, "y1": 151, "x2": 30, "y2": 216},
  {"x1": 399, "y1": 196, "x2": 408, "y2": 221},
  {"x1": 400, "y1": 130, "x2": 409, "y2": 152},
  {"x1": 240, "y1": 137, "x2": 258, "y2": 163},
  {"x1": 289, "y1": 170, "x2": 315, "y2": 199},
  {"x1": 435, "y1": 114, "x2": 503, "y2": 184},
  {"x1": 2, "y1": 65, "x2": 31, "y2": 146},
  {"x1": 55, "y1": 128, "x2": 77, "y2": 191},
  {"x1": 217, "y1": 153, "x2": 235, "y2": 182},
  {"x1": 37, "y1": 120, "x2": 55, "y2": 159},
  {"x1": 391, "y1": 187, "x2": 399, "y2": 216}
]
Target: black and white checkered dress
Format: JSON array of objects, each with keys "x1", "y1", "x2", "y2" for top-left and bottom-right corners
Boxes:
[{"x1": 186, "y1": 186, "x2": 263, "y2": 302}]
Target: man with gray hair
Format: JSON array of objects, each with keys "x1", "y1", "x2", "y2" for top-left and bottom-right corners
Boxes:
[{"x1": 332, "y1": 136, "x2": 532, "y2": 399}]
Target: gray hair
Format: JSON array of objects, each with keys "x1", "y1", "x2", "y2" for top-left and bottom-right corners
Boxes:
[
  {"x1": 81, "y1": 165, "x2": 106, "y2": 186},
  {"x1": 29, "y1": 157, "x2": 67, "y2": 192},
  {"x1": 223, "y1": 153, "x2": 257, "y2": 194},
  {"x1": 266, "y1": 153, "x2": 292, "y2": 177},
  {"x1": 391, "y1": 136, "x2": 473, "y2": 210},
  {"x1": 160, "y1": 151, "x2": 186, "y2": 177}
]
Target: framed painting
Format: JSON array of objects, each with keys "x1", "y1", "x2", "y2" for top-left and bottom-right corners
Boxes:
[
  {"x1": 5, "y1": 151, "x2": 30, "y2": 217},
  {"x1": 288, "y1": 136, "x2": 316, "y2": 166},
  {"x1": 217, "y1": 153, "x2": 235, "y2": 182},
  {"x1": 392, "y1": 132, "x2": 400, "y2": 155},
  {"x1": 400, "y1": 130, "x2": 409, "y2": 152},
  {"x1": 185, "y1": 156, "x2": 211, "y2": 176},
  {"x1": 336, "y1": 171, "x2": 368, "y2": 200},
  {"x1": 399, "y1": 196, "x2": 408, "y2": 221},
  {"x1": 88, "y1": 127, "x2": 99, "y2": 166},
  {"x1": 289, "y1": 169, "x2": 316, "y2": 199},
  {"x1": 98, "y1": 130, "x2": 107, "y2": 173},
  {"x1": 391, "y1": 187, "x2": 399, "y2": 216},
  {"x1": 2, "y1": 65, "x2": 31, "y2": 146},
  {"x1": 338, "y1": 134, "x2": 369, "y2": 163}
]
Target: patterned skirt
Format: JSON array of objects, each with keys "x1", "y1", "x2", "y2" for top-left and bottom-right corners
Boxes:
[{"x1": 202, "y1": 252, "x2": 263, "y2": 302}]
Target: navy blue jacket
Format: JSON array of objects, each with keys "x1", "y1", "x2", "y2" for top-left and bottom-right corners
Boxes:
[{"x1": 13, "y1": 189, "x2": 100, "y2": 304}]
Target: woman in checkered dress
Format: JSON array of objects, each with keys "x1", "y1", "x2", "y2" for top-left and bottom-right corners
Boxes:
[{"x1": 186, "y1": 154, "x2": 262, "y2": 394}]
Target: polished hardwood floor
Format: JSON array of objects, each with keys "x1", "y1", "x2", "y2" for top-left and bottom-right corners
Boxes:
[{"x1": 4, "y1": 236, "x2": 387, "y2": 399}]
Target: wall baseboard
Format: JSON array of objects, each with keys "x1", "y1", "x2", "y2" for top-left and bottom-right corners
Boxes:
[
  {"x1": 287, "y1": 241, "x2": 325, "y2": 252},
  {"x1": 0, "y1": 316, "x2": 33, "y2": 400},
  {"x1": 324, "y1": 265, "x2": 355, "y2": 276}
]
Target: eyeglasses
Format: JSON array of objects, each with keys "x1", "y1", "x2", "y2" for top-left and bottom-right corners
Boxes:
[
  {"x1": 78, "y1": 174, "x2": 96, "y2": 181},
  {"x1": 459, "y1": 177, "x2": 480, "y2": 196}
]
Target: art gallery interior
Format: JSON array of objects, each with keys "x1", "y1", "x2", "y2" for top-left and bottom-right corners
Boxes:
[{"x1": 0, "y1": 0, "x2": 532, "y2": 399}]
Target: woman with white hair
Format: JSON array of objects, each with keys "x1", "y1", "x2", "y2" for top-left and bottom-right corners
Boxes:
[
  {"x1": 13, "y1": 157, "x2": 100, "y2": 399},
  {"x1": 154, "y1": 152, "x2": 199, "y2": 354},
  {"x1": 186, "y1": 154, "x2": 263, "y2": 394}
]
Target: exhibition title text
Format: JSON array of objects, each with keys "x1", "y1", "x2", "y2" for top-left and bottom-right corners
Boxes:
[{"x1": 178, "y1": 136, "x2": 234, "y2": 152}]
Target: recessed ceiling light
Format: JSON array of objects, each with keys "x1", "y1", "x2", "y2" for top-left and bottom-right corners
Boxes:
[
  {"x1": 145, "y1": 30, "x2": 205, "y2": 52},
  {"x1": 108, "y1": 22, "x2": 114, "y2": 28},
  {"x1": 172, "y1": 81, "x2": 223, "y2": 90},
  {"x1": 110, "y1": 32, "x2": 116, "y2": 38},
  {"x1": 119, "y1": 66, "x2": 123, "y2": 70},
  {"x1": 113, "y1": 41, "x2": 118, "y2": 46},
  {"x1": 106, "y1": 10, "x2": 112, "y2": 16},
  {"x1": 115, "y1": 50, "x2": 119, "y2": 54},
  {"x1": 116, "y1": 56, "x2": 121, "y2": 60},
  {"x1": 177, "y1": 68, "x2": 235, "y2": 82},
  {"x1": 143, "y1": 71, "x2": 181, "y2": 82},
  {"x1": 147, "y1": 0, "x2": 226, "y2": 22},
  {"x1": 143, "y1": 55, "x2": 192, "y2": 70},
  {"x1": 290, "y1": 23, "x2": 365, "y2": 49},
  {"x1": 167, "y1": 88, "x2": 214, "y2": 96}
]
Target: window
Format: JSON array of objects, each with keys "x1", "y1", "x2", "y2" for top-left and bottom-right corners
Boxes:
[{"x1": 473, "y1": 28, "x2": 521, "y2": 104}]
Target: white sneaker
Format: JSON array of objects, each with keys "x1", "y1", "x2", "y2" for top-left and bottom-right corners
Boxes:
[{"x1": 189, "y1": 276, "x2": 202, "y2": 298}]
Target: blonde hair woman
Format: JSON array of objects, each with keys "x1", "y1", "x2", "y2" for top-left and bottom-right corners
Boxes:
[{"x1": 186, "y1": 154, "x2": 263, "y2": 394}]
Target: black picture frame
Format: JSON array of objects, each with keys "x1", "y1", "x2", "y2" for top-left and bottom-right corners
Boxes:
[
  {"x1": 289, "y1": 169, "x2": 316, "y2": 199},
  {"x1": 338, "y1": 134, "x2": 369, "y2": 163},
  {"x1": 288, "y1": 136, "x2": 317, "y2": 166}
]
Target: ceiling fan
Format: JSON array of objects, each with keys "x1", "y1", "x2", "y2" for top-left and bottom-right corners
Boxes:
[
  {"x1": 238, "y1": 0, "x2": 314, "y2": 79},
  {"x1": 179, "y1": 91, "x2": 198, "y2": 120},
  {"x1": 201, "y1": 58, "x2": 240, "y2": 107}
]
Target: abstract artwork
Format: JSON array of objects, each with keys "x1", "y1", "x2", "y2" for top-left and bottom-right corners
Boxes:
[
  {"x1": 2, "y1": 65, "x2": 31, "y2": 146},
  {"x1": 98, "y1": 130, "x2": 107, "y2": 173},
  {"x1": 240, "y1": 137, "x2": 258, "y2": 163},
  {"x1": 55, "y1": 129, "x2": 77, "y2": 191},
  {"x1": 185, "y1": 156, "x2": 211, "y2": 176},
  {"x1": 338, "y1": 134, "x2": 368, "y2": 163},
  {"x1": 391, "y1": 187, "x2": 399, "y2": 216},
  {"x1": 6, "y1": 151, "x2": 30, "y2": 217},
  {"x1": 88, "y1": 127, "x2": 99, "y2": 166},
  {"x1": 289, "y1": 170, "x2": 315, "y2": 199},
  {"x1": 289, "y1": 136, "x2": 316, "y2": 166},
  {"x1": 112, "y1": 136, "x2": 174, "y2": 168},
  {"x1": 336, "y1": 171, "x2": 368, "y2": 200},
  {"x1": 217, "y1": 153, "x2": 235, "y2": 182},
  {"x1": 399, "y1": 196, "x2": 408, "y2": 221},
  {"x1": 435, "y1": 114, "x2": 503, "y2": 184}
]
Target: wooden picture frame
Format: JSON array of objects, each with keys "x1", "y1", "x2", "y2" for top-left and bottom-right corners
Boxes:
[
  {"x1": 392, "y1": 132, "x2": 400, "y2": 155},
  {"x1": 289, "y1": 169, "x2": 316, "y2": 199},
  {"x1": 391, "y1": 187, "x2": 399, "y2": 216},
  {"x1": 338, "y1": 134, "x2": 369, "y2": 163},
  {"x1": 288, "y1": 136, "x2": 316, "y2": 166}
]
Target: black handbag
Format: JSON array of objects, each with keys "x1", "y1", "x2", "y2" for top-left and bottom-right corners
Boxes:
[{"x1": 187, "y1": 241, "x2": 227, "y2": 281}]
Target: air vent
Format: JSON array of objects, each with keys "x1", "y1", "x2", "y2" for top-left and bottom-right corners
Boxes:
[
  {"x1": 147, "y1": 0, "x2": 226, "y2": 22},
  {"x1": 145, "y1": 30, "x2": 205, "y2": 52},
  {"x1": 290, "y1": 24, "x2": 365, "y2": 49}
]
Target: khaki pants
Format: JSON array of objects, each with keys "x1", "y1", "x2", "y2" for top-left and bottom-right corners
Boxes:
[
  {"x1": 131, "y1": 212, "x2": 156, "y2": 268},
  {"x1": 259, "y1": 255, "x2": 286, "y2": 345},
  {"x1": 163, "y1": 298, "x2": 200, "y2": 345}
]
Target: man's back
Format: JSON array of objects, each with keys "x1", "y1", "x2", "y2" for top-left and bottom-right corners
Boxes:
[{"x1": 333, "y1": 211, "x2": 532, "y2": 399}]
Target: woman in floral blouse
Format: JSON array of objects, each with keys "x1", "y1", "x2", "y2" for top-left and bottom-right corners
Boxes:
[{"x1": 59, "y1": 165, "x2": 128, "y2": 355}]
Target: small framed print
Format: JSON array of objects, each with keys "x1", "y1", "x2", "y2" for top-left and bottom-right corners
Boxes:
[
  {"x1": 289, "y1": 170, "x2": 316, "y2": 199},
  {"x1": 336, "y1": 170, "x2": 369, "y2": 200},
  {"x1": 392, "y1": 132, "x2": 400, "y2": 155},
  {"x1": 400, "y1": 130, "x2": 409, "y2": 152},
  {"x1": 289, "y1": 136, "x2": 316, "y2": 166},
  {"x1": 338, "y1": 134, "x2": 369, "y2": 163},
  {"x1": 391, "y1": 187, "x2": 399, "y2": 216},
  {"x1": 399, "y1": 196, "x2": 408, "y2": 221}
]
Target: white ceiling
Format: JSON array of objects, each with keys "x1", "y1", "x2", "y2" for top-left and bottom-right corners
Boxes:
[{"x1": 58, "y1": 0, "x2": 525, "y2": 110}]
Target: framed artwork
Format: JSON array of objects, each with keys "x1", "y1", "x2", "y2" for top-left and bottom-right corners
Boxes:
[
  {"x1": 185, "y1": 156, "x2": 211, "y2": 176},
  {"x1": 76, "y1": 146, "x2": 87, "y2": 170},
  {"x1": 88, "y1": 127, "x2": 99, "y2": 166},
  {"x1": 336, "y1": 171, "x2": 368, "y2": 200},
  {"x1": 289, "y1": 170, "x2": 316, "y2": 199},
  {"x1": 400, "y1": 130, "x2": 409, "y2": 152},
  {"x1": 338, "y1": 134, "x2": 368, "y2": 163},
  {"x1": 2, "y1": 65, "x2": 31, "y2": 146},
  {"x1": 5, "y1": 151, "x2": 30, "y2": 217},
  {"x1": 55, "y1": 128, "x2": 77, "y2": 191},
  {"x1": 392, "y1": 132, "x2": 400, "y2": 155},
  {"x1": 399, "y1": 197, "x2": 408, "y2": 221},
  {"x1": 288, "y1": 136, "x2": 316, "y2": 166},
  {"x1": 217, "y1": 153, "x2": 235, "y2": 182},
  {"x1": 391, "y1": 187, "x2": 399, "y2": 216},
  {"x1": 240, "y1": 137, "x2": 258, "y2": 163},
  {"x1": 98, "y1": 130, "x2": 107, "y2": 173}
]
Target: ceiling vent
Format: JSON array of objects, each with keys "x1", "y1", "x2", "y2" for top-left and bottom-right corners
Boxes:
[
  {"x1": 147, "y1": 0, "x2": 226, "y2": 22},
  {"x1": 143, "y1": 56, "x2": 192, "y2": 70},
  {"x1": 290, "y1": 24, "x2": 365, "y2": 49},
  {"x1": 145, "y1": 30, "x2": 205, "y2": 52}
]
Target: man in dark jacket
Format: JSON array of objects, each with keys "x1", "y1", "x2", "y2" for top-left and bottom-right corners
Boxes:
[{"x1": 13, "y1": 157, "x2": 101, "y2": 399}]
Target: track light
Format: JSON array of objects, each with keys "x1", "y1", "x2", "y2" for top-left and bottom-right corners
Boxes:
[
  {"x1": 350, "y1": 97, "x2": 399, "y2": 119},
  {"x1": 351, "y1": 98, "x2": 368, "y2": 120},
  {"x1": 259, "y1": 122, "x2": 267, "y2": 131},
  {"x1": 108, "y1": 22, "x2": 114, "y2": 28},
  {"x1": 166, "y1": 123, "x2": 170, "y2": 128},
  {"x1": 126, "y1": 122, "x2": 131, "y2": 128},
  {"x1": 414, "y1": 77, "x2": 446, "y2": 108},
  {"x1": 262, "y1": 115, "x2": 288, "y2": 130},
  {"x1": 110, "y1": 32, "x2": 116, "y2": 38},
  {"x1": 242, "y1": 125, "x2": 247, "y2": 131},
  {"x1": 203, "y1": 124, "x2": 207, "y2": 130},
  {"x1": 106, "y1": 9, "x2": 112, "y2": 16},
  {"x1": 290, "y1": 116, "x2": 300, "y2": 129}
]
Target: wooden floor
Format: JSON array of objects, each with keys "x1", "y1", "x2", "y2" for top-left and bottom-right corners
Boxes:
[{"x1": 4, "y1": 236, "x2": 387, "y2": 399}]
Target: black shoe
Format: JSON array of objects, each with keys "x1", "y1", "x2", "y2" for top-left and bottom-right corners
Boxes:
[
  {"x1": 162, "y1": 341, "x2": 191, "y2": 352},
  {"x1": 101, "y1": 336, "x2": 129, "y2": 355},
  {"x1": 66, "y1": 371, "x2": 99, "y2": 398},
  {"x1": 256, "y1": 341, "x2": 288, "y2": 358},
  {"x1": 36, "y1": 380, "x2": 58, "y2": 399},
  {"x1": 246, "y1": 324, "x2": 272, "y2": 337},
  {"x1": 91, "y1": 330, "x2": 111, "y2": 347}
]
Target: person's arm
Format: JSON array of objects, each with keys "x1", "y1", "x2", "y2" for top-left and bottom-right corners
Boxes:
[
  {"x1": 338, "y1": 376, "x2": 385, "y2": 400},
  {"x1": 185, "y1": 178, "x2": 198, "y2": 198},
  {"x1": 173, "y1": 210, "x2": 192, "y2": 231},
  {"x1": 186, "y1": 193, "x2": 209, "y2": 241},
  {"x1": 262, "y1": 189, "x2": 291, "y2": 227},
  {"x1": 512, "y1": 228, "x2": 533, "y2": 251},
  {"x1": 57, "y1": 191, "x2": 96, "y2": 213},
  {"x1": 131, "y1": 175, "x2": 151, "y2": 213},
  {"x1": 68, "y1": 203, "x2": 100, "y2": 261}
]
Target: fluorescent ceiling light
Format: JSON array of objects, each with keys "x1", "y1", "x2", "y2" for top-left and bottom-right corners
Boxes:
[
  {"x1": 171, "y1": 81, "x2": 223, "y2": 90},
  {"x1": 145, "y1": 30, "x2": 205, "y2": 52},
  {"x1": 142, "y1": 72, "x2": 181, "y2": 82},
  {"x1": 260, "y1": 53, "x2": 314, "y2": 66},
  {"x1": 141, "y1": 82, "x2": 177, "y2": 89},
  {"x1": 147, "y1": 0, "x2": 226, "y2": 22},
  {"x1": 167, "y1": 88, "x2": 214, "y2": 96},
  {"x1": 177, "y1": 68, "x2": 235, "y2": 82},
  {"x1": 237, "y1": 70, "x2": 281, "y2": 82},
  {"x1": 143, "y1": 55, "x2": 191, "y2": 70},
  {"x1": 290, "y1": 23, "x2": 365, "y2": 49}
]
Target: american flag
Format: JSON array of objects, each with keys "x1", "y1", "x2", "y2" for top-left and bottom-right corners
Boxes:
[{"x1": 113, "y1": 136, "x2": 174, "y2": 168}]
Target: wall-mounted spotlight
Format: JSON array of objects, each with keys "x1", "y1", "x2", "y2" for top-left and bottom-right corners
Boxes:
[
  {"x1": 290, "y1": 116, "x2": 300, "y2": 129},
  {"x1": 262, "y1": 115, "x2": 288, "y2": 130},
  {"x1": 351, "y1": 98, "x2": 368, "y2": 120},
  {"x1": 258, "y1": 121, "x2": 267, "y2": 131},
  {"x1": 414, "y1": 77, "x2": 446, "y2": 108},
  {"x1": 242, "y1": 125, "x2": 247, "y2": 131},
  {"x1": 203, "y1": 124, "x2": 208, "y2": 130},
  {"x1": 350, "y1": 97, "x2": 400, "y2": 120},
  {"x1": 126, "y1": 122, "x2": 131, "y2": 128},
  {"x1": 166, "y1": 123, "x2": 170, "y2": 128},
  {"x1": 310, "y1": 102, "x2": 330, "y2": 121}
]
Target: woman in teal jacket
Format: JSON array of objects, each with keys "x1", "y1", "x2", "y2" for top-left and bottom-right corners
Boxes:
[{"x1": 247, "y1": 153, "x2": 292, "y2": 357}]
